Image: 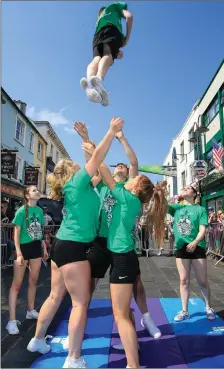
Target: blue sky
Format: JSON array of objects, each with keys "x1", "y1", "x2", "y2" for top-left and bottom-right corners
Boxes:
[{"x1": 2, "y1": 1, "x2": 224, "y2": 183}]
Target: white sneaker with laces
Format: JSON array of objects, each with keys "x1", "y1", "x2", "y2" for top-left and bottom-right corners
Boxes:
[
  {"x1": 80, "y1": 77, "x2": 102, "y2": 104},
  {"x1": 6, "y1": 320, "x2": 21, "y2": 335},
  {"x1": 26, "y1": 310, "x2": 39, "y2": 319},
  {"x1": 27, "y1": 336, "x2": 51, "y2": 354},
  {"x1": 141, "y1": 313, "x2": 162, "y2": 339},
  {"x1": 62, "y1": 356, "x2": 87, "y2": 368},
  {"x1": 113, "y1": 343, "x2": 140, "y2": 350},
  {"x1": 174, "y1": 311, "x2": 190, "y2": 322},
  {"x1": 62, "y1": 336, "x2": 69, "y2": 350},
  {"x1": 90, "y1": 76, "x2": 109, "y2": 106},
  {"x1": 206, "y1": 307, "x2": 216, "y2": 320}
]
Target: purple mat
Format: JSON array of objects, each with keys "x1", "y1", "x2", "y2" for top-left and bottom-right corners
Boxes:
[{"x1": 109, "y1": 298, "x2": 188, "y2": 368}]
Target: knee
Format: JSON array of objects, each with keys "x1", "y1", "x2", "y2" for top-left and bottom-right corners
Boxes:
[
  {"x1": 198, "y1": 280, "x2": 208, "y2": 290},
  {"x1": 28, "y1": 276, "x2": 38, "y2": 288},
  {"x1": 49, "y1": 289, "x2": 66, "y2": 304},
  {"x1": 180, "y1": 278, "x2": 190, "y2": 287},
  {"x1": 113, "y1": 309, "x2": 129, "y2": 324},
  {"x1": 11, "y1": 282, "x2": 22, "y2": 293}
]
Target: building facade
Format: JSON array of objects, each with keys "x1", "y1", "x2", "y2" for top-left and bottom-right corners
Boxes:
[
  {"x1": 163, "y1": 60, "x2": 224, "y2": 211},
  {"x1": 34, "y1": 121, "x2": 71, "y2": 194},
  {"x1": 1, "y1": 89, "x2": 46, "y2": 213}
]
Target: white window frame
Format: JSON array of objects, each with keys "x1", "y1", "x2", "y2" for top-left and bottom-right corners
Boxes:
[
  {"x1": 14, "y1": 117, "x2": 26, "y2": 146},
  {"x1": 29, "y1": 130, "x2": 35, "y2": 153},
  {"x1": 12, "y1": 155, "x2": 23, "y2": 181},
  {"x1": 38, "y1": 141, "x2": 43, "y2": 161}
]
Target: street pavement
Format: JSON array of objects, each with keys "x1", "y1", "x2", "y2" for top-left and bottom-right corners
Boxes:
[{"x1": 1, "y1": 255, "x2": 224, "y2": 368}]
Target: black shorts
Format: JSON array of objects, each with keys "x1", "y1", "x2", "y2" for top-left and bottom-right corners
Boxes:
[
  {"x1": 87, "y1": 236, "x2": 112, "y2": 278},
  {"x1": 19, "y1": 240, "x2": 42, "y2": 261},
  {"x1": 175, "y1": 245, "x2": 206, "y2": 259},
  {"x1": 50, "y1": 238, "x2": 91, "y2": 268},
  {"x1": 93, "y1": 25, "x2": 123, "y2": 60},
  {"x1": 110, "y1": 250, "x2": 140, "y2": 284}
]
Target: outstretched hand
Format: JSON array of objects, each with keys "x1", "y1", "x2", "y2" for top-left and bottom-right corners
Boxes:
[
  {"x1": 74, "y1": 122, "x2": 89, "y2": 141},
  {"x1": 110, "y1": 117, "x2": 124, "y2": 134},
  {"x1": 115, "y1": 130, "x2": 124, "y2": 140},
  {"x1": 81, "y1": 141, "x2": 95, "y2": 156}
]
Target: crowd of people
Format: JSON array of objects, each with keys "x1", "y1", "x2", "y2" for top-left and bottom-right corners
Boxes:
[{"x1": 3, "y1": 117, "x2": 217, "y2": 369}]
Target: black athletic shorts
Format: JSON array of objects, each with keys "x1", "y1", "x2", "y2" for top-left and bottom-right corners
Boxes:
[
  {"x1": 93, "y1": 25, "x2": 123, "y2": 60},
  {"x1": 50, "y1": 238, "x2": 91, "y2": 268},
  {"x1": 19, "y1": 240, "x2": 42, "y2": 261},
  {"x1": 175, "y1": 244, "x2": 206, "y2": 259},
  {"x1": 87, "y1": 236, "x2": 112, "y2": 278},
  {"x1": 110, "y1": 250, "x2": 140, "y2": 284}
]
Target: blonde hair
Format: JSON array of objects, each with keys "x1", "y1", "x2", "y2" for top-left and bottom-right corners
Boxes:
[
  {"x1": 135, "y1": 177, "x2": 168, "y2": 249},
  {"x1": 47, "y1": 159, "x2": 79, "y2": 200}
]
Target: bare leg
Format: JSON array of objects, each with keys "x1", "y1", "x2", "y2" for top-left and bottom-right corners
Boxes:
[
  {"x1": 97, "y1": 55, "x2": 113, "y2": 80},
  {"x1": 35, "y1": 260, "x2": 66, "y2": 338},
  {"x1": 27, "y1": 258, "x2": 42, "y2": 312},
  {"x1": 133, "y1": 275, "x2": 148, "y2": 314},
  {"x1": 60, "y1": 260, "x2": 91, "y2": 360},
  {"x1": 87, "y1": 56, "x2": 101, "y2": 80},
  {"x1": 192, "y1": 259, "x2": 211, "y2": 309},
  {"x1": 9, "y1": 260, "x2": 28, "y2": 320},
  {"x1": 176, "y1": 258, "x2": 191, "y2": 312},
  {"x1": 111, "y1": 283, "x2": 139, "y2": 368}
]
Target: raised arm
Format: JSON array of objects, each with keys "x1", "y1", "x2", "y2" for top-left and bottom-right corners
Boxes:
[
  {"x1": 115, "y1": 130, "x2": 138, "y2": 177},
  {"x1": 85, "y1": 117, "x2": 124, "y2": 178},
  {"x1": 74, "y1": 122, "x2": 91, "y2": 162},
  {"x1": 122, "y1": 9, "x2": 133, "y2": 46},
  {"x1": 99, "y1": 163, "x2": 116, "y2": 191}
]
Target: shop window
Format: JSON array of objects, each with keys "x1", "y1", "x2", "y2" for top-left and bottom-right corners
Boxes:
[
  {"x1": 188, "y1": 129, "x2": 194, "y2": 151},
  {"x1": 207, "y1": 197, "x2": 223, "y2": 213},
  {"x1": 203, "y1": 96, "x2": 219, "y2": 127}
]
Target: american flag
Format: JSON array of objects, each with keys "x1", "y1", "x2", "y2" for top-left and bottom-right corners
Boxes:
[{"x1": 212, "y1": 140, "x2": 224, "y2": 168}]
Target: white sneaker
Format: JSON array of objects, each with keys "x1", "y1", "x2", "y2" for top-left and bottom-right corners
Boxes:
[
  {"x1": 157, "y1": 248, "x2": 164, "y2": 256},
  {"x1": 26, "y1": 310, "x2": 39, "y2": 319},
  {"x1": 27, "y1": 337, "x2": 51, "y2": 354},
  {"x1": 62, "y1": 336, "x2": 69, "y2": 350},
  {"x1": 80, "y1": 77, "x2": 102, "y2": 104},
  {"x1": 141, "y1": 314, "x2": 162, "y2": 339},
  {"x1": 62, "y1": 356, "x2": 87, "y2": 368},
  {"x1": 6, "y1": 320, "x2": 21, "y2": 335},
  {"x1": 206, "y1": 307, "x2": 216, "y2": 320},
  {"x1": 174, "y1": 311, "x2": 190, "y2": 322},
  {"x1": 90, "y1": 76, "x2": 109, "y2": 106},
  {"x1": 112, "y1": 343, "x2": 140, "y2": 350}
]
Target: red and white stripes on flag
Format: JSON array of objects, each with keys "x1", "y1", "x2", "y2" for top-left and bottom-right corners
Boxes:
[{"x1": 212, "y1": 140, "x2": 224, "y2": 168}]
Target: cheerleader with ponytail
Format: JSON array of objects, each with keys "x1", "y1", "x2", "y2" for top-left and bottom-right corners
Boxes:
[{"x1": 6, "y1": 186, "x2": 48, "y2": 335}]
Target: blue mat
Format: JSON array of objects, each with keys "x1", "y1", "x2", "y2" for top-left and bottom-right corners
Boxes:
[
  {"x1": 31, "y1": 298, "x2": 224, "y2": 368},
  {"x1": 160, "y1": 298, "x2": 224, "y2": 368}
]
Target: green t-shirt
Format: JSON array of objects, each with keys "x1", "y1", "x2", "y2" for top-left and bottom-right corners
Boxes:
[
  {"x1": 56, "y1": 168, "x2": 100, "y2": 243},
  {"x1": 97, "y1": 179, "x2": 128, "y2": 238},
  {"x1": 13, "y1": 205, "x2": 44, "y2": 244},
  {"x1": 168, "y1": 204, "x2": 208, "y2": 250},
  {"x1": 95, "y1": 2, "x2": 127, "y2": 38},
  {"x1": 107, "y1": 184, "x2": 142, "y2": 253}
]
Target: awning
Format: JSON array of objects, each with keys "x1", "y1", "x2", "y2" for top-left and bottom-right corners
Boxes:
[{"x1": 1, "y1": 176, "x2": 25, "y2": 200}]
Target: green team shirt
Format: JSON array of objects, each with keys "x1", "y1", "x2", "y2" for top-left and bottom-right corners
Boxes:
[
  {"x1": 108, "y1": 184, "x2": 142, "y2": 253},
  {"x1": 95, "y1": 2, "x2": 127, "y2": 38},
  {"x1": 97, "y1": 180, "x2": 128, "y2": 238},
  {"x1": 56, "y1": 168, "x2": 100, "y2": 243},
  {"x1": 168, "y1": 204, "x2": 208, "y2": 250},
  {"x1": 13, "y1": 205, "x2": 44, "y2": 244}
]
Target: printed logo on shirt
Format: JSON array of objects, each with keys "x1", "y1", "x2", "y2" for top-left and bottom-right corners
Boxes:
[
  {"x1": 176, "y1": 210, "x2": 193, "y2": 236},
  {"x1": 27, "y1": 214, "x2": 42, "y2": 240},
  {"x1": 103, "y1": 193, "x2": 116, "y2": 227}
]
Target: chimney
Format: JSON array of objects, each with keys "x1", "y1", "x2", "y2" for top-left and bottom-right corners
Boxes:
[{"x1": 14, "y1": 100, "x2": 27, "y2": 115}]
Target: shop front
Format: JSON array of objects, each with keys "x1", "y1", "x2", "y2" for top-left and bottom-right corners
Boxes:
[
  {"x1": 201, "y1": 171, "x2": 224, "y2": 212},
  {"x1": 1, "y1": 178, "x2": 25, "y2": 220}
]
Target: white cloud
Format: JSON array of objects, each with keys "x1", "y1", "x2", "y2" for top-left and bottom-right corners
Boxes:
[
  {"x1": 64, "y1": 126, "x2": 77, "y2": 134},
  {"x1": 27, "y1": 106, "x2": 69, "y2": 126}
]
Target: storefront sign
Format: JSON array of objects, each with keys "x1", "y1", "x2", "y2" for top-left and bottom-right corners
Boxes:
[
  {"x1": 1, "y1": 184, "x2": 24, "y2": 198},
  {"x1": 191, "y1": 160, "x2": 208, "y2": 180},
  {"x1": 25, "y1": 168, "x2": 39, "y2": 185},
  {"x1": 1, "y1": 152, "x2": 16, "y2": 174}
]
